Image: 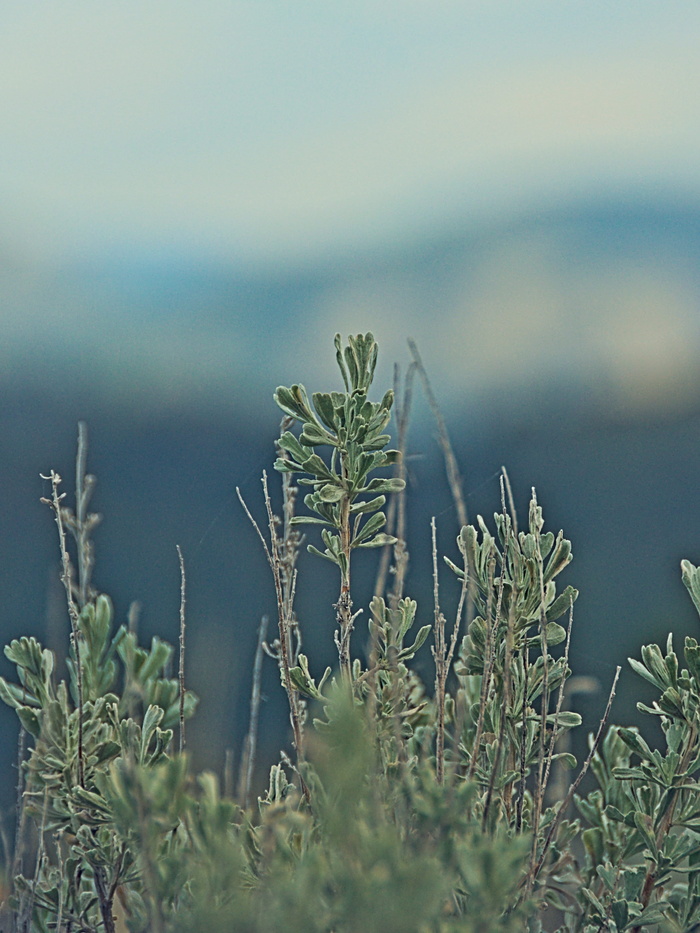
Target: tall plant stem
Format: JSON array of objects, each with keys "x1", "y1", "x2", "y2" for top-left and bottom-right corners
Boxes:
[
  {"x1": 336, "y1": 478, "x2": 354, "y2": 684},
  {"x1": 237, "y1": 477, "x2": 310, "y2": 803},
  {"x1": 408, "y1": 338, "x2": 467, "y2": 530},
  {"x1": 40, "y1": 470, "x2": 85, "y2": 789},
  {"x1": 528, "y1": 666, "x2": 620, "y2": 894},
  {"x1": 633, "y1": 722, "x2": 698, "y2": 930},
  {"x1": 238, "y1": 615, "x2": 268, "y2": 808},
  {"x1": 176, "y1": 545, "x2": 187, "y2": 754},
  {"x1": 432, "y1": 517, "x2": 467, "y2": 785},
  {"x1": 375, "y1": 361, "x2": 414, "y2": 605}
]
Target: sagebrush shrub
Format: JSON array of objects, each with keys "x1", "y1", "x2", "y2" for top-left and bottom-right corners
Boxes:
[{"x1": 3, "y1": 333, "x2": 700, "y2": 932}]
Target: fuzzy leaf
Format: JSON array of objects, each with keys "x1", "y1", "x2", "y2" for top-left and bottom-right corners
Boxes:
[
  {"x1": 274, "y1": 384, "x2": 313, "y2": 422},
  {"x1": 352, "y1": 511, "x2": 386, "y2": 546},
  {"x1": 307, "y1": 544, "x2": 338, "y2": 564},
  {"x1": 682, "y1": 559, "x2": 700, "y2": 618},
  {"x1": 545, "y1": 585, "x2": 578, "y2": 622},
  {"x1": 398, "y1": 625, "x2": 432, "y2": 660},
  {"x1": 350, "y1": 495, "x2": 385, "y2": 514},
  {"x1": 356, "y1": 533, "x2": 397, "y2": 549},
  {"x1": 17, "y1": 706, "x2": 41, "y2": 738},
  {"x1": 318, "y1": 484, "x2": 345, "y2": 502}
]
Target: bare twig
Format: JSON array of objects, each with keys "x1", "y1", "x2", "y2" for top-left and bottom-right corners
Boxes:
[
  {"x1": 40, "y1": 470, "x2": 85, "y2": 788},
  {"x1": 375, "y1": 361, "x2": 415, "y2": 605},
  {"x1": 541, "y1": 594, "x2": 575, "y2": 801},
  {"x1": 481, "y1": 532, "x2": 513, "y2": 830},
  {"x1": 467, "y1": 548, "x2": 496, "y2": 781},
  {"x1": 238, "y1": 615, "x2": 269, "y2": 808},
  {"x1": 237, "y1": 476, "x2": 309, "y2": 803},
  {"x1": 501, "y1": 465, "x2": 518, "y2": 537},
  {"x1": 176, "y1": 545, "x2": 187, "y2": 754},
  {"x1": 224, "y1": 747, "x2": 235, "y2": 801},
  {"x1": 11, "y1": 726, "x2": 28, "y2": 907},
  {"x1": 408, "y1": 338, "x2": 467, "y2": 530},
  {"x1": 22, "y1": 788, "x2": 50, "y2": 933},
  {"x1": 335, "y1": 459, "x2": 355, "y2": 684},
  {"x1": 276, "y1": 421, "x2": 304, "y2": 674},
  {"x1": 531, "y1": 489, "x2": 550, "y2": 849},
  {"x1": 74, "y1": 421, "x2": 99, "y2": 608},
  {"x1": 529, "y1": 666, "x2": 621, "y2": 890},
  {"x1": 431, "y1": 517, "x2": 447, "y2": 784}
]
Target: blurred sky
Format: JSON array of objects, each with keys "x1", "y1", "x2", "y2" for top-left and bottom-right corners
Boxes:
[
  {"x1": 2, "y1": 3, "x2": 700, "y2": 419},
  {"x1": 2, "y1": 2, "x2": 698, "y2": 269}
]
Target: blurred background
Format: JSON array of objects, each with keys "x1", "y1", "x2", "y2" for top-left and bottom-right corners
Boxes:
[{"x1": 2, "y1": 2, "x2": 700, "y2": 808}]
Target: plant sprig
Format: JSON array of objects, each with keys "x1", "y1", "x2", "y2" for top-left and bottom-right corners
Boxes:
[{"x1": 273, "y1": 333, "x2": 405, "y2": 681}]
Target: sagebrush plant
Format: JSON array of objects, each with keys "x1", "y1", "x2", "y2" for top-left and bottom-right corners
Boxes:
[{"x1": 3, "y1": 333, "x2": 700, "y2": 931}]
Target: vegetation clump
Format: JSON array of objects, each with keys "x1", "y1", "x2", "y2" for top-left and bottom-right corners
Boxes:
[{"x1": 3, "y1": 333, "x2": 700, "y2": 932}]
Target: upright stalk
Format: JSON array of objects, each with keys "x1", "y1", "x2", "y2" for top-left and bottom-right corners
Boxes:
[
  {"x1": 40, "y1": 471, "x2": 85, "y2": 788},
  {"x1": 336, "y1": 463, "x2": 354, "y2": 684},
  {"x1": 237, "y1": 477, "x2": 310, "y2": 803}
]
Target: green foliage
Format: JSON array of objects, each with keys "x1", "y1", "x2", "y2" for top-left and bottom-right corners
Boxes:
[{"x1": 4, "y1": 332, "x2": 700, "y2": 932}]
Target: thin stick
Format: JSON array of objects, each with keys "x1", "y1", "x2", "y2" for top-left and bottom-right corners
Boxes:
[
  {"x1": 531, "y1": 489, "x2": 551, "y2": 855},
  {"x1": 375, "y1": 361, "x2": 415, "y2": 605},
  {"x1": 224, "y1": 748, "x2": 235, "y2": 801},
  {"x1": 276, "y1": 422, "x2": 304, "y2": 672},
  {"x1": 501, "y1": 465, "x2": 518, "y2": 537},
  {"x1": 238, "y1": 615, "x2": 268, "y2": 808},
  {"x1": 176, "y1": 545, "x2": 187, "y2": 754},
  {"x1": 467, "y1": 549, "x2": 497, "y2": 781},
  {"x1": 75, "y1": 421, "x2": 98, "y2": 608},
  {"x1": 408, "y1": 338, "x2": 467, "y2": 530},
  {"x1": 529, "y1": 666, "x2": 621, "y2": 889},
  {"x1": 541, "y1": 594, "x2": 575, "y2": 801},
  {"x1": 11, "y1": 726, "x2": 27, "y2": 895},
  {"x1": 237, "y1": 477, "x2": 309, "y2": 803},
  {"x1": 481, "y1": 541, "x2": 512, "y2": 830},
  {"x1": 40, "y1": 471, "x2": 85, "y2": 788},
  {"x1": 23, "y1": 788, "x2": 50, "y2": 933},
  {"x1": 431, "y1": 517, "x2": 448, "y2": 785}
]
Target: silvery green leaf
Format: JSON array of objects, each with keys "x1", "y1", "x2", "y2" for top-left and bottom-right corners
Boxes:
[
  {"x1": 443, "y1": 556, "x2": 465, "y2": 579},
  {"x1": 352, "y1": 512, "x2": 386, "y2": 545},
  {"x1": 318, "y1": 484, "x2": 345, "y2": 502},
  {"x1": 364, "y1": 477, "x2": 406, "y2": 493},
  {"x1": 274, "y1": 384, "x2": 314, "y2": 422},
  {"x1": 629, "y1": 657, "x2": 663, "y2": 690},
  {"x1": 682, "y1": 559, "x2": 700, "y2": 617},
  {"x1": 362, "y1": 434, "x2": 392, "y2": 451},
  {"x1": 544, "y1": 534, "x2": 572, "y2": 583},
  {"x1": 396, "y1": 598, "x2": 418, "y2": 641},
  {"x1": 618, "y1": 727, "x2": 655, "y2": 761},
  {"x1": 307, "y1": 544, "x2": 338, "y2": 564},
  {"x1": 548, "y1": 711, "x2": 581, "y2": 728},
  {"x1": 312, "y1": 392, "x2": 338, "y2": 431},
  {"x1": 350, "y1": 495, "x2": 385, "y2": 514},
  {"x1": 300, "y1": 422, "x2": 335, "y2": 446},
  {"x1": 273, "y1": 457, "x2": 298, "y2": 473},
  {"x1": 379, "y1": 389, "x2": 394, "y2": 412},
  {"x1": 398, "y1": 625, "x2": 431, "y2": 660},
  {"x1": 545, "y1": 585, "x2": 578, "y2": 621},
  {"x1": 356, "y1": 533, "x2": 397, "y2": 549},
  {"x1": 277, "y1": 431, "x2": 313, "y2": 462},
  {"x1": 17, "y1": 706, "x2": 41, "y2": 738}
]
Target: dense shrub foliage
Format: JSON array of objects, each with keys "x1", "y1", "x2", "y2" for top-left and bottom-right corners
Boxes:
[{"x1": 3, "y1": 334, "x2": 700, "y2": 932}]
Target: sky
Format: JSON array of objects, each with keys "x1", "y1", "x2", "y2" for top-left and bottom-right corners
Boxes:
[{"x1": 1, "y1": 2, "x2": 699, "y2": 270}]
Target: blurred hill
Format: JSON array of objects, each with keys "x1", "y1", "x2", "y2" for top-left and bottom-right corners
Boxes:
[{"x1": 2, "y1": 196, "x2": 700, "y2": 809}]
